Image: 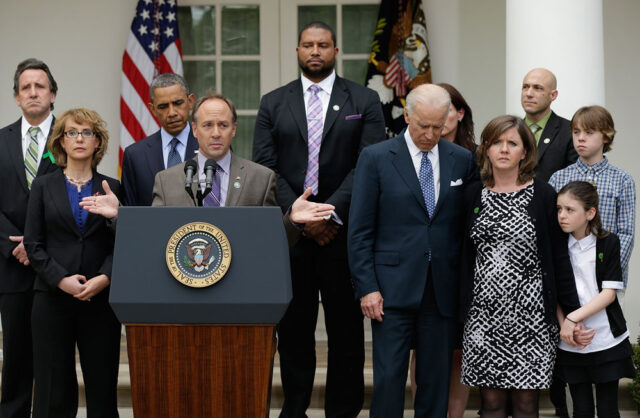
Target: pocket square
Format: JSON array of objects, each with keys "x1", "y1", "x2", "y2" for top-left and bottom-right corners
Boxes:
[
  {"x1": 345, "y1": 114, "x2": 362, "y2": 120},
  {"x1": 450, "y1": 179, "x2": 463, "y2": 187}
]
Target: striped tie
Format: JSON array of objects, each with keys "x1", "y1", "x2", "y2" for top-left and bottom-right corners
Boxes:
[
  {"x1": 304, "y1": 85, "x2": 323, "y2": 195},
  {"x1": 25, "y1": 126, "x2": 40, "y2": 189},
  {"x1": 167, "y1": 137, "x2": 181, "y2": 168},
  {"x1": 529, "y1": 123, "x2": 540, "y2": 135}
]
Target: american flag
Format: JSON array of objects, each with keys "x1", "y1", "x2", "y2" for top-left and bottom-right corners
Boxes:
[
  {"x1": 365, "y1": 0, "x2": 431, "y2": 137},
  {"x1": 120, "y1": 0, "x2": 183, "y2": 169}
]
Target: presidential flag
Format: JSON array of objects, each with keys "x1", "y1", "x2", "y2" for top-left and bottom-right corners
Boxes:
[
  {"x1": 120, "y1": 0, "x2": 183, "y2": 168},
  {"x1": 365, "y1": 0, "x2": 432, "y2": 137}
]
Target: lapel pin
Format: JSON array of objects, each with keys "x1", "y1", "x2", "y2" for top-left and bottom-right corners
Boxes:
[
  {"x1": 333, "y1": 105, "x2": 339, "y2": 111},
  {"x1": 234, "y1": 177, "x2": 241, "y2": 189},
  {"x1": 543, "y1": 138, "x2": 550, "y2": 144}
]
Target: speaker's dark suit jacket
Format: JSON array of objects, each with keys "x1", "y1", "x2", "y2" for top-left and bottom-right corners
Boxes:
[
  {"x1": 0, "y1": 117, "x2": 57, "y2": 418},
  {"x1": 535, "y1": 111, "x2": 578, "y2": 182},
  {"x1": 253, "y1": 75, "x2": 386, "y2": 417},
  {"x1": 121, "y1": 128, "x2": 198, "y2": 206},
  {"x1": 348, "y1": 134, "x2": 476, "y2": 417},
  {"x1": 24, "y1": 170, "x2": 121, "y2": 417}
]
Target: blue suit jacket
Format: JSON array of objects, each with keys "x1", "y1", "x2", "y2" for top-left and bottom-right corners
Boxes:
[
  {"x1": 348, "y1": 133, "x2": 476, "y2": 317},
  {"x1": 121, "y1": 129, "x2": 198, "y2": 206}
]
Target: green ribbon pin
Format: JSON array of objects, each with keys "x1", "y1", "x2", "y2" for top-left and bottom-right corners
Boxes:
[
  {"x1": 598, "y1": 252, "x2": 604, "y2": 261},
  {"x1": 42, "y1": 150, "x2": 56, "y2": 164},
  {"x1": 473, "y1": 207, "x2": 479, "y2": 214}
]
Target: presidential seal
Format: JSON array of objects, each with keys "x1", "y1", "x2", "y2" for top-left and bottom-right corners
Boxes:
[{"x1": 165, "y1": 222, "x2": 232, "y2": 288}]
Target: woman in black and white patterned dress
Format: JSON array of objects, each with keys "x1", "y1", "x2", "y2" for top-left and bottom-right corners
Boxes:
[{"x1": 458, "y1": 115, "x2": 580, "y2": 417}]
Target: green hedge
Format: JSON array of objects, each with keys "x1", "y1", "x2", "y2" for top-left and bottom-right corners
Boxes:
[{"x1": 630, "y1": 338, "x2": 640, "y2": 413}]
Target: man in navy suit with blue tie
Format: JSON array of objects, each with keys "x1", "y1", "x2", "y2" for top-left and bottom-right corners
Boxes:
[
  {"x1": 121, "y1": 73, "x2": 198, "y2": 206},
  {"x1": 348, "y1": 84, "x2": 476, "y2": 417}
]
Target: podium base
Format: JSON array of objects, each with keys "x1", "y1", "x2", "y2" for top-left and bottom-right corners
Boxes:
[{"x1": 125, "y1": 324, "x2": 276, "y2": 418}]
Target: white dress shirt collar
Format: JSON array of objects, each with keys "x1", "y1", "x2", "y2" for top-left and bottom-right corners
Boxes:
[
  {"x1": 21, "y1": 113, "x2": 53, "y2": 139},
  {"x1": 21, "y1": 113, "x2": 53, "y2": 163},
  {"x1": 197, "y1": 151, "x2": 231, "y2": 206},
  {"x1": 160, "y1": 124, "x2": 190, "y2": 167},
  {"x1": 301, "y1": 70, "x2": 336, "y2": 96},
  {"x1": 568, "y1": 232, "x2": 596, "y2": 252},
  {"x1": 404, "y1": 130, "x2": 440, "y2": 203}
]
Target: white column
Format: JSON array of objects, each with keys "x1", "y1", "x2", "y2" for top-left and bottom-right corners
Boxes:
[
  {"x1": 424, "y1": 0, "x2": 461, "y2": 85},
  {"x1": 505, "y1": 0, "x2": 605, "y2": 118}
]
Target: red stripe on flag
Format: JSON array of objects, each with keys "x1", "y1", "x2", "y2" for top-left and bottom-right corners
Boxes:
[
  {"x1": 156, "y1": 53, "x2": 173, "y2": 74},
  {"x1": 121, "y1": 0, "x2": 183, "y2": 171},
  {"x1": 122, "y1": 53, "x2": 160, "y2": 127},
  {"x1": 122, "y1": 51, "x2": 152, "y2": 104},
  {"x1": 120, "y1": 98, "x2": 146, "y2": 142}
]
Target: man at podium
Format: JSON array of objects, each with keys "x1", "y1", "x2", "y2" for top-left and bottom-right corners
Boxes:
[{"x1": 81, "y1": 93, "x2": 333, "y2": 241}]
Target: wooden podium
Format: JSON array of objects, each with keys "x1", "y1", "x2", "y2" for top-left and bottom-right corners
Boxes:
[{"x1": 110, "y1": 207, "x2": 292, "y2": 418}]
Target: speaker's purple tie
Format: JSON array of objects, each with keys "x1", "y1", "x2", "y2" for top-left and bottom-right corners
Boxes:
[
  {"x1": 304, "y1": 85, "x2": 323, "y2": 195},
  {"x1": 203, "y1": 169, "x2": 222, "y2": 207}
]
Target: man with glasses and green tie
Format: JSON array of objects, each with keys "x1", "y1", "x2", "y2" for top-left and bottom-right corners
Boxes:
[
  {"x1": 0, "y1": 58, "x2": 59, "y2": 418},
  {"x1": 521, "y1": 67, "x2": 577, "y2": 183}
]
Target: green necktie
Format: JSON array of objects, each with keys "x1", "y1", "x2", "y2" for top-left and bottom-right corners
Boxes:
[
  {"x1": 25, "y1": 126, "x2": 39, "y2": 189},
  {"x1": 529, "y1": 123, "x2": 541, "y2": 144}
]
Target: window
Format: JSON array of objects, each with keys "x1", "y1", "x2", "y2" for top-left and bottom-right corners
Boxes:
[
  {"x1": 297, "y1": 3, "x2": 378, "y2": 84},
  {"x1": 178, "y1": 0, "x2": 278, "y2": 159}
]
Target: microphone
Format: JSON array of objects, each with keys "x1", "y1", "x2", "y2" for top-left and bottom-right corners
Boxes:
[
  {"x1": 184, "y1": 159, "x2": 197, "y2": 189},
  {"x1": 204, "y1": 159, "x2": 218, "y2": 197},
  {"x1": 183, "y1": 159, "x2": 197, "y2": 202}
]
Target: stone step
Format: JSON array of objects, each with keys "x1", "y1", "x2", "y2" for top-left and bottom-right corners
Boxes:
[
  {"x1": 69, "y1": 339, "x2": 636, "y2": 411},
  {"x1": 3, "y1": 316, "x2": 638, "y2": 412},
  {"x1": 74, "y1": 407, "x2": 640, "y2": 418}
]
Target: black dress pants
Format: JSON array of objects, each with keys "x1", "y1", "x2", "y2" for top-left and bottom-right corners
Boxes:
[
  {"x1": 277, "y1": 251, "x2": 364, "y2": 418},
  {"x1": 569, "y1": 380, "x2": 620, "y2": 418},
  {"x1": 0, "y1": 292, "x2": 33, "y2": 418},
  {"x1": 31, "y1": 290, "x2": 121, "y2": 418},
  {"x1": 370, "y1": 276, "x2": 455, "y2": 418}
]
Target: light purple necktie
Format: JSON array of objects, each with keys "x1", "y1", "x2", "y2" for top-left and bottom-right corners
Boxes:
[
  {"x1": 304, "y1": 84, "x2": 323, "y2": 195},
  {"x1": 203, "y1": 169, "x2": 222, "y2": 207}
]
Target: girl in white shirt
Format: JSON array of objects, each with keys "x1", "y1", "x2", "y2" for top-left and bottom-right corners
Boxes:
[{"x1": 556, "y1": 180, "x2": 635, "y2": 417}]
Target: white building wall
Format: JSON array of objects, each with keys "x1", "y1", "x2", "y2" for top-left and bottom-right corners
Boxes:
[{"x1": 0, "y1": 0, "x2": 134, "y2": 177}]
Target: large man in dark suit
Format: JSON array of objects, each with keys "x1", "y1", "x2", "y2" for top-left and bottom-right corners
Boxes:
[
  {"x1": 0, "y1": 58, "x2": 59, "y2": 418},
  {"x1": 252, "y1": 22, "x2": 386, "y2": 418},
  {"x1": 521, "y1": 68, "x2": 577, "y2": 182},
  {"x1": 121, "y1": 73, "x2": 198, "y2": 206},
  {"x1": 348, "y1": 84, "x2": 476, "y2": 417}
]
